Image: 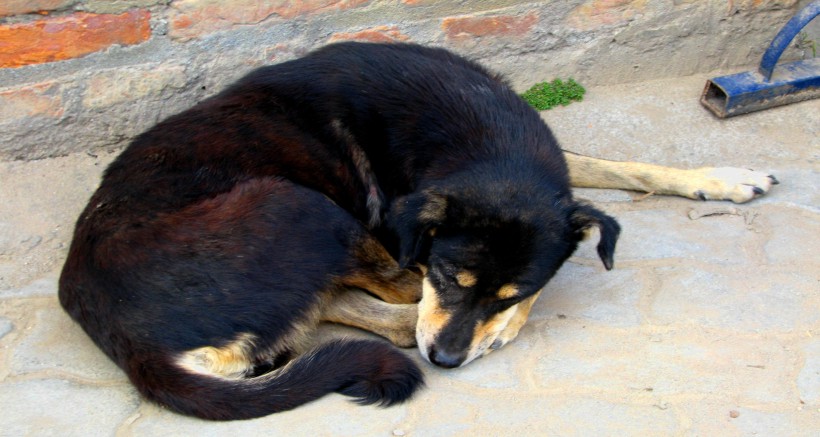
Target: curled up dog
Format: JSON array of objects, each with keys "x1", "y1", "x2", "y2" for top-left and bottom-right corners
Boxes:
[{"x1": 59, "y1": 42, "x2": 776, "y2": 420}]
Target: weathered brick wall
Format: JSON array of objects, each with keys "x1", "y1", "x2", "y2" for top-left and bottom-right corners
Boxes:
[{"x1": 0, "y1": 0, "x2": 807, "y2": 160}]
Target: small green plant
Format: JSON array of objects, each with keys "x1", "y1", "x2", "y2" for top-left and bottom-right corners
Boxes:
[
  {"x1": 520, "y1": 78, "x2": 586, "y2": 111},
  {"x1": 795, "y1": 31, "x2": 817, "y2": 59}
]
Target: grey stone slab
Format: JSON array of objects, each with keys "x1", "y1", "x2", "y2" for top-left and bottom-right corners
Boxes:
[
  {"x1": 0, "y1": 316, "x2": 11, "y2": 340},
  {"x1": 426, "y1": 344, "x2": 521, "y2": 389},
  {"x1": 651, "y1": 268, "x2": 820, "y2": 331},
  {"x1": 537, "y1": 263, "x2": 644, "y2": 327},
  {"x1": 571, "y1": 208, "x2": 760, "y2": 264},
  {"x1": 542, "y1": 78, "x2": 819, "y2": 170},
  {"x1": 476, "y1": 395, "x2": 680, "y2": 436},
  {"x1": 395, "y1": 390, "x2": 480, "y2": 436},
  {"x1": 0, "y1": 151, "x2": 114, "y2": 290},
  {"x1": 798, "y1": 339, "x2": 820, "y2": 404},
  {"x1": 672, "y1": 399, "x2": 744, "y2": 436},
  {"x1": 131, "y1": 393, "x2": 409, "y2": 437},
  {"x1": 11, "y1": 304, "x2": 125, "y2": 380},
  {"x1": 680, "y1": 400, "x2": 820, "y2": 437},
  {"x1": 542, "y1": 397, "x2": 678, "y2": 436},
  {"x1": 763, "y1": 206, "x2": 820, "y2": 265},
  {"x1": 1, "y1": 277, "x2": 58, "y2": 298},
  {"x1": 0, "y1": 222, "x2": 14, "y2": 256},
  {"x1": 731, "y1": 408, "x2": 820, "y2": 437},
  {"x1": 0, "y1": 378, "x2": 139, "y2": 436},
  {"x1": 754, "y1": 167, "x2": 820, "y2": 213},
  {"x1": 534, "y1": 327, "x2": 799, "y2": 404}
]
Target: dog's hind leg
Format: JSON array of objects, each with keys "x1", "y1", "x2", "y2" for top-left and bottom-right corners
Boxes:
[
  {"x1": 322, "y1": 289, "x2": 418, "y2": 348},
  {"x1": 340, "y1": 236, "x2": 423, "y2": 305},
  {"x1": 564, "y1": 152, "x2": 778, "y2": 203}
]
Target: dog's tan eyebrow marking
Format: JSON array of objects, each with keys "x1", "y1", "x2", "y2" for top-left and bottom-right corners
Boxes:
[
  {"x1": 497, "y1": 284, "x2": 519, "y2": 300},
  {"x1": 456, "y1": 270, "x2": 477, "y2": 288}
]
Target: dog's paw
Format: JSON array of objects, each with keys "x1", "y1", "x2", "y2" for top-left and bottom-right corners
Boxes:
[
  {"x1": 484, "y1": 322, "x2": 523, "y2": 356},
  {"x1": 689, "y1": 167, "x2": 778, "y2": 203},
  {"x1": 386, "y1": 328, "x2": 418, "y2": 348}
]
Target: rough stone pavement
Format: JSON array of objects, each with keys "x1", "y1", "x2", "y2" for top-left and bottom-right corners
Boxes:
[{"x1": 0, "y1": 74, "x2": 818, "y2": 436}]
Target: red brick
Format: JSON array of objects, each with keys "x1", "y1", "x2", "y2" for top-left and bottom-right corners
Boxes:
[
  {"x1": 0, "y1": 0, "x2": 74, "y2": 17},
  {"x1": 443, "y1": 12, "x2": 538, "y2": 41},
  {"x1": 567, "y1": 0, "x2": 646, "y2": 31},
  {"x1": 0, "y1": 10, "x2": 151, "y2": 68},
  {"x1": 169, "y1": 0, "x2": 370, "y2": 40},
  {"x1": 328, "y1": 25, "x2": 410, "y2": 43},
  {"x1": 0, "y1": 82, "x2": 63, "y2": 121}
]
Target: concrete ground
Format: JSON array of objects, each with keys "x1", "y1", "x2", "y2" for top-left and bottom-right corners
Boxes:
[{"x1": 0, "y1": 74, "x2": 818, "y2": 436}]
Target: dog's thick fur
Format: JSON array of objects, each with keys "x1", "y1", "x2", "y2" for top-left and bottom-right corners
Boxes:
[{"x1": 59, "y1": 42, "x2": 776, "y2": 421}]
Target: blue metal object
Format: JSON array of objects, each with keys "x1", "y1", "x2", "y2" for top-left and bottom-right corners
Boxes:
[{"x1": 701, "y1": 1, "x2": 820, "y2": 118}]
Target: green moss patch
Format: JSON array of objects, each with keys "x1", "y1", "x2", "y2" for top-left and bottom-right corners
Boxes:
[{"x1": 520, "y1": 78, "x2": 585, "y2": 111}]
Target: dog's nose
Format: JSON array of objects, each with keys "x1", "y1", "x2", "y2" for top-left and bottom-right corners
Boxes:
[{"x1": 428, "y1": 346, "x2": 463, "y2": 368}]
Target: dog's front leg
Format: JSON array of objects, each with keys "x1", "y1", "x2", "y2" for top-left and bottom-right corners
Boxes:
[
  {"x1": 485, "y1": 290, "x2": 542, "y2": 354},
  {"x1": 564, "y1": 152, "x2": 777, "y2": 203},
  {"x1": 322, "y1": 289, "x2": 418, "y2": 347}
]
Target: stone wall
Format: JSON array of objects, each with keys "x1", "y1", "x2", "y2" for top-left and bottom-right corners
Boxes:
[{"x1": 0, "y1": 0, "x2": 809, "y2": 160}]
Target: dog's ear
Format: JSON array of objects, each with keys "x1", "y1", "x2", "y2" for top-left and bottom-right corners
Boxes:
[
  {"x1": 569, "y1": 203, "x2": 621, "y2": 270},
  {"x1": 387, "y1": 190, "x2": 447, "y2": 269}
]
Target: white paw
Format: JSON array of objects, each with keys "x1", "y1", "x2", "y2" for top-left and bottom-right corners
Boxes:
[
  {"x1": 692, "y1": 167, "x2": 778, "y2": 203},
  {"x1": 484, "y1": 323, "x2": 523, "y2": 356}
]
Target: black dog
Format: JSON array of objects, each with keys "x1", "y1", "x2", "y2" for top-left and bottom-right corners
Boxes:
[{"x1": 60, "y1": 42, "x2": 625, "y2": 420}]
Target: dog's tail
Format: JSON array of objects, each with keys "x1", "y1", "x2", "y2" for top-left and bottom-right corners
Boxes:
[{"x1": 129, "y1": 339, "x2": 424, "y2": 420}]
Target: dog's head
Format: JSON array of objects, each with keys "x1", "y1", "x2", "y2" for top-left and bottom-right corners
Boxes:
[{"x1": 388, "y1": 182, "x2": 619, "y2": 368}]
